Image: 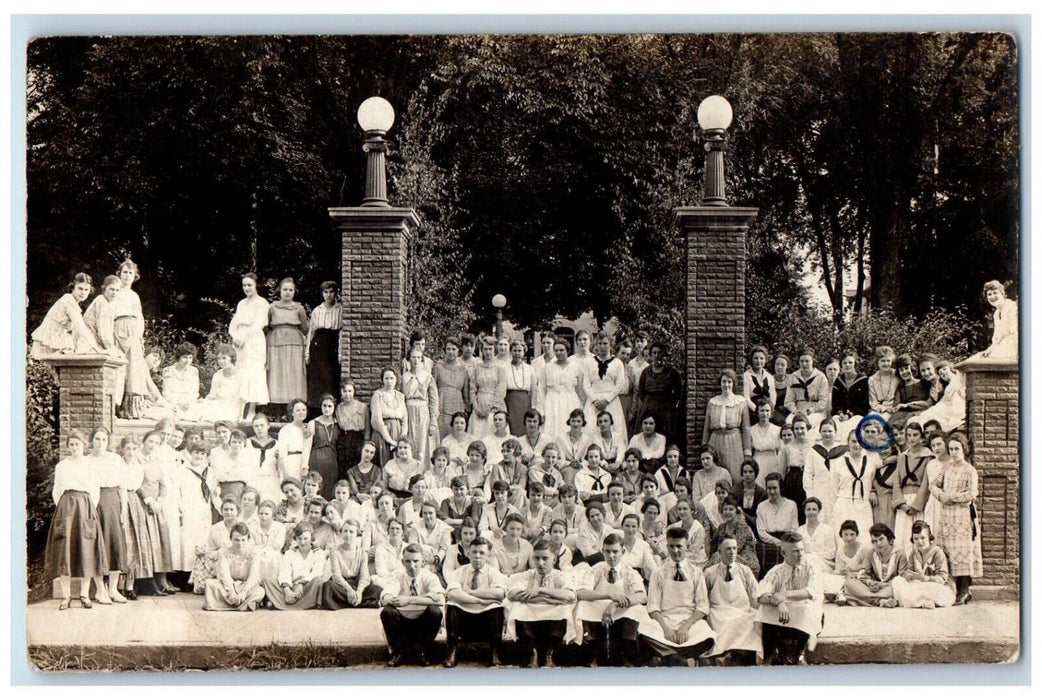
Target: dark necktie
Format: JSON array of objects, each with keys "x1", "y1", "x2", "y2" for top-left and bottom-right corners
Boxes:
[
  {"x1": 410, "y1": 578, "x2": 418, "y2": 596},
  {"x1": 198, "y1": 467, "x2": 211, "y2": 502},
  {"x1": 674, "y1": 564, "x2": 686, "y2": 582},
  {"x1": 724, "y1": 565, "x2": 733, "y2": 582},
  {"x1": 596, "y1": 356, "x2": 611, "y2": 380},
  {"x1": 607, "y1": 568, "x2": 617, "y2": 584},
  {"x1": 471, "y1": 568, "x2": 481, "y2": 590},
  {"x1": 592, "y1": 472, "x2": 607, "y2": 490},
  {"x1": 539, "y1": 574, "x2": 548, "y2": 588}
]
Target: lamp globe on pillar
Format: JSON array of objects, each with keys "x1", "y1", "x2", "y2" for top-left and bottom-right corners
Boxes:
[
  {"x1": 696, "y1": 95, "x2": 733, "y2": 207},
  {"x1": 357, "y1": 96, "x2": 396, "y2": 208},
  {"x1": 492, "y1": 294, "x2": 507, "y2": 337}
]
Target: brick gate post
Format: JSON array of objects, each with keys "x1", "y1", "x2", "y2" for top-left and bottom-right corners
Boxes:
[{"x1": 328, "y1": 207, "x2": 419, "y2": 402}]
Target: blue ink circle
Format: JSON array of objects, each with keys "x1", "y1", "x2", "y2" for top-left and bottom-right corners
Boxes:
[{"x1": 855, "y1": 414, "x2": 895, "y2": 453}]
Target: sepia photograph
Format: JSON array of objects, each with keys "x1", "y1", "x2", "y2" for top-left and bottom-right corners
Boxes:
[{"x1": 20, "y1": 29, "x2": 1021, "y2": 674}]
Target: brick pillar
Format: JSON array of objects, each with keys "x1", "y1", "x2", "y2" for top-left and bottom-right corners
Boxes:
[
  {"x1": 673, "y1": 207, "x2": 758, "y2": 466},
  {"x1": 957, "y1": 357, "x2": 1020, "y2": 590},
  {"x1": 39, "y1": 354, "x2": 125, "y2": 457},
  {"x1": 328, "y1": 207, "x2": 419, "y2": 402}
]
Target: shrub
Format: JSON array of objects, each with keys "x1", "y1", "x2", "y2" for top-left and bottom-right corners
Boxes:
[
  {"x1": 26, "y1": 356, "x2": 59, "y2": 539},
  {"x1": 749, "y1": 304, "x2": 982, "y2": 370}
]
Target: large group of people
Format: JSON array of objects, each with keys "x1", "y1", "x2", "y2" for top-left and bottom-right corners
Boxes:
[{"x1": 34, "y1": 269, "x2": 1014, "y2": 669}]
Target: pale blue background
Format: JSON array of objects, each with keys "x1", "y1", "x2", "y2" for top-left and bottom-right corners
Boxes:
[{"x1": 10, "y1": 12, "x2": 1031, "y2": 685}]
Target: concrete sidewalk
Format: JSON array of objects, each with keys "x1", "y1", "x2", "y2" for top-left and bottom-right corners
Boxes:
[{"x1": 25, "y1": 594, "x2": 1020, "y2": 670}]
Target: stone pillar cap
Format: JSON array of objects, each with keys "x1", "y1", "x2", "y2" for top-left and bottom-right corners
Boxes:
[
  {"x1": 35, "y1": 353, "x2": 126, "y2": 368},
  {"x1": 956, "y1": 356, "x2": 1019, "y2": 372}
]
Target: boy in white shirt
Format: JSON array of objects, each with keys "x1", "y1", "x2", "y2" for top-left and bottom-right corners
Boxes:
[
  {"x1": 378, "y1": 544, "x2": 445, "y2": 667},
  {"x1": 444, "y1": 537, "x2": 507, "y2": 667},
  {"x1": 508, "y1": 538, "x2": 577, "y2": 668}
]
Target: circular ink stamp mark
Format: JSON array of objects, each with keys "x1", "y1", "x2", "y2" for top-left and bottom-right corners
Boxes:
[{"x1": 856, "y1": 414, "x2": 895, "y2": 453}]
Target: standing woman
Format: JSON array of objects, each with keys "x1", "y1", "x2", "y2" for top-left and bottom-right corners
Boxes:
[
  {"x1": 402, "y1": 345, "x2": 440, "y2": 468},
  {"x1": 277, "y1": 399, "x2": 312, "y2": 483},
  {"x1": 831, "y1": 430, "x2": 879, "y2": 545},
  {"x1": 538, "y1": 338, "x2": 582, "y2": 444},
  {"x1": 111, "y1": 260, "x2": 151, "y2": 419},
  {"x1": 918, "y1": 432, "x2": 951, "y2": 535},
  {"x1": 868, "y1": 346, "x2": 900, "y2": 419},
  {"x1": 802, "y1": 419, "x2": 845, "y2": 526},
  {"x1": 86, "y1": 428, "x2": 128, "y2": 604},
  {"x1": 634, "y1": 342, "x2": 683, "y2": 445},
  {"x1": 889, "y1": 353, "x2": 933, "y2": 430},
  {"x1": 306, "y1": 393, "x2": 340, "y2": 500},
  {"x1": 306, "y1": 281, "x2": 342, "y2": 411},
  {"x1": 581, "y1": 333, "x2": 629, "y2": 443},
  {"x1": 703, "y1": 369, "x2": 753, "y2": 483},
  {"x1": 370, "y1": 367, "x2": 409, "y2": 468},
  {"x1": 933, "y1": 432, "x2": 982, "y2": 604},
  {"x1": 505, "y1": 339, "x2": 534, "y2": 436},
  {"x1": 30, "y1": 272, "x2": 103, "y2": 359},
  {"x1": 830, "y1": 350, "x2": 870, "y2": 437},
  {"x1": 433, "y1": 336, "x2": 471, "y2": 438},
  {"x1": 891, "y1": 422, "x2": 933, "y2": 552},
  {"x1": 749, "y1": 399, "x2": 782, "y2": 484},
  {"x1": 229, "y1": 272, "x2": 270, "y2": 418},
  {"x1": 781, "y1": 414, "x2": 813, "y2": 524},
  {"x1": 45, "y1": 431, "x2": 107, "y2": 610},
  {"x1": 770, "y1": 354, "x2": 793, "y2": 426},
  {"x1": 267, "y1": 277, "x2": 309, "y2": 416},
  {"x1": 135, "y1": 431, "x2": 176, "y2": 595},
  {"x1": 335, "y1": 379, "x2": 370, "y2": 479},
  {"x1": 470, "y1": 337, "x2": 507, "y2": 440},
  {"x1": 743, "y1": 346, "x2": 775, "y2": 423}
]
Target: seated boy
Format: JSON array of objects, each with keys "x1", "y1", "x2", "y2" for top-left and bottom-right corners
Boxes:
[
  {"x1": 378, "y1": 544, "x2": 445, "y2": 667},
  {"x1": 507, "y1": 538, "x2": 577, "y2": 668},
  {"x1": 575, "y1": 533, "x2": 648, "y2": 667},
  {"x1": 444, "y1": 537, "x2": 507, "y2": 667},
  {"x1": 755, "y1": 531, "x2": 824, "y2": 665},
  {"x1": 704, "y1": 535, "x2": 761, "y2": 665},
  {"x1": 638, "y1": 527, "x2": 717, "y2": 666}
]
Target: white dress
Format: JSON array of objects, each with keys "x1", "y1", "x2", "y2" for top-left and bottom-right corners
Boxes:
[
  {"x1": 198, "y1": 369, "x2": 244, "y2": 423},
  {"x1": 831, "y1": 451, "x2": 878, "y2": 545},
  {"x1": 229, "y1": 295, "x2": 270, "y2": 404},
  {"x1": 581, "y1": 356, "x2": 629, "y2": 443},
  {"x1": 172, "y1": 463, "x2": 217, "y2": 571},
  {"x1": 915, "y1": 371, "x2": 967, "y2": 432},
  {"x1": 540, "y1": 361, "x2": 583, "y2": 442},
  {"x1": 749, "y1": 422, "x2": 781, "y2": 486},
  {"x1": 803, "y1": 442, "x2": 845, "y2": 525}
]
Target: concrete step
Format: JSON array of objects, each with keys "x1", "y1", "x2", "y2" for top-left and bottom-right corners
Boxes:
[{"x1": 26, "y1": 593, "x2": 1019, "y2": 670}]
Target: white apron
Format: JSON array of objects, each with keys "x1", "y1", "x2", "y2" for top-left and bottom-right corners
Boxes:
[
  {"x1": 637, "y1": 577, "x2": 716, "y2": 650},
  {"x1": 574, "y1": 578, "x2": 649, "y2": 628},
  {"x1": 755, "y1": 598, "x2": 823, "y2": 651},
  {"x1": 706, "y1": 574, "x2": 762, "y2": 657}
]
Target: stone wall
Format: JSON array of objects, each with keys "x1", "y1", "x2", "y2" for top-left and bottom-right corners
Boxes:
[
  {"x1": 959, "y1": 357, "x2": 1020, "y2": 590},
  {"x1": 674, "y1": 207, "x2": 758, "y2": 464},
  {"x1": 330, "y1": 207, "x2": 419, "y2": 401}
]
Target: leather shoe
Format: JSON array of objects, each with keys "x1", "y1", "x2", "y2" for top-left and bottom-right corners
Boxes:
[
  {"x1": 443, "y1": 647, "x2": 458, "y2": 668},
  {"x1": 387, "y1": 653, "x2": 403, "y2": 668},
  {"x1": 418, "y1": 650, "x2": 430, "y2": 667},
  {"x1": 125, "y1": 589, "x2": 138, "y2": 601},
  {"x1": 489, "y1": 649, "x2": 502, "y2": 668},
  {"x1": 79, "y1": 596, "x2": 92, "y2": 609}
]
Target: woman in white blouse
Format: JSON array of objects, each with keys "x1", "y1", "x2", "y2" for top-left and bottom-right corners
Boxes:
[
  {"x1": 277, "y1": 399, "x2": 312, "y2": 483},
  {"x1": 505, "y1": 339, "x2": 535, "y2": 436},
  {"x1": 370, "y1": 367, "x2": 409, "y2": 468},
  {"x1": 629, "y1": 414, "x2": 667, "y2": 472},
  {"x1": 229, "y1": 272, "x2": 270, "y2": 419},
  {"x1": 45, "y1": 431, "x2": 107, "y2": 610}
]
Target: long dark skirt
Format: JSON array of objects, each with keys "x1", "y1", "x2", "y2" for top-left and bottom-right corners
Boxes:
[
  {"x1": 97, "y1": 487, "x2": 127, "y2": 573},
  {"x1": 505, "y1": 389, "x2": 532, "y2": 436},
  {"x1": 781, "y1": 466, "x2": 807, "y2": 525},
  {"x1": 45, "y1": 491, "x2": 108, "y2": 579},
  {"x1": 307, "y1": 329, "x2": 341, "y2": 408},
  {"x1": 337, "y1": 430, "x2": 365, "y2": 481}
]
